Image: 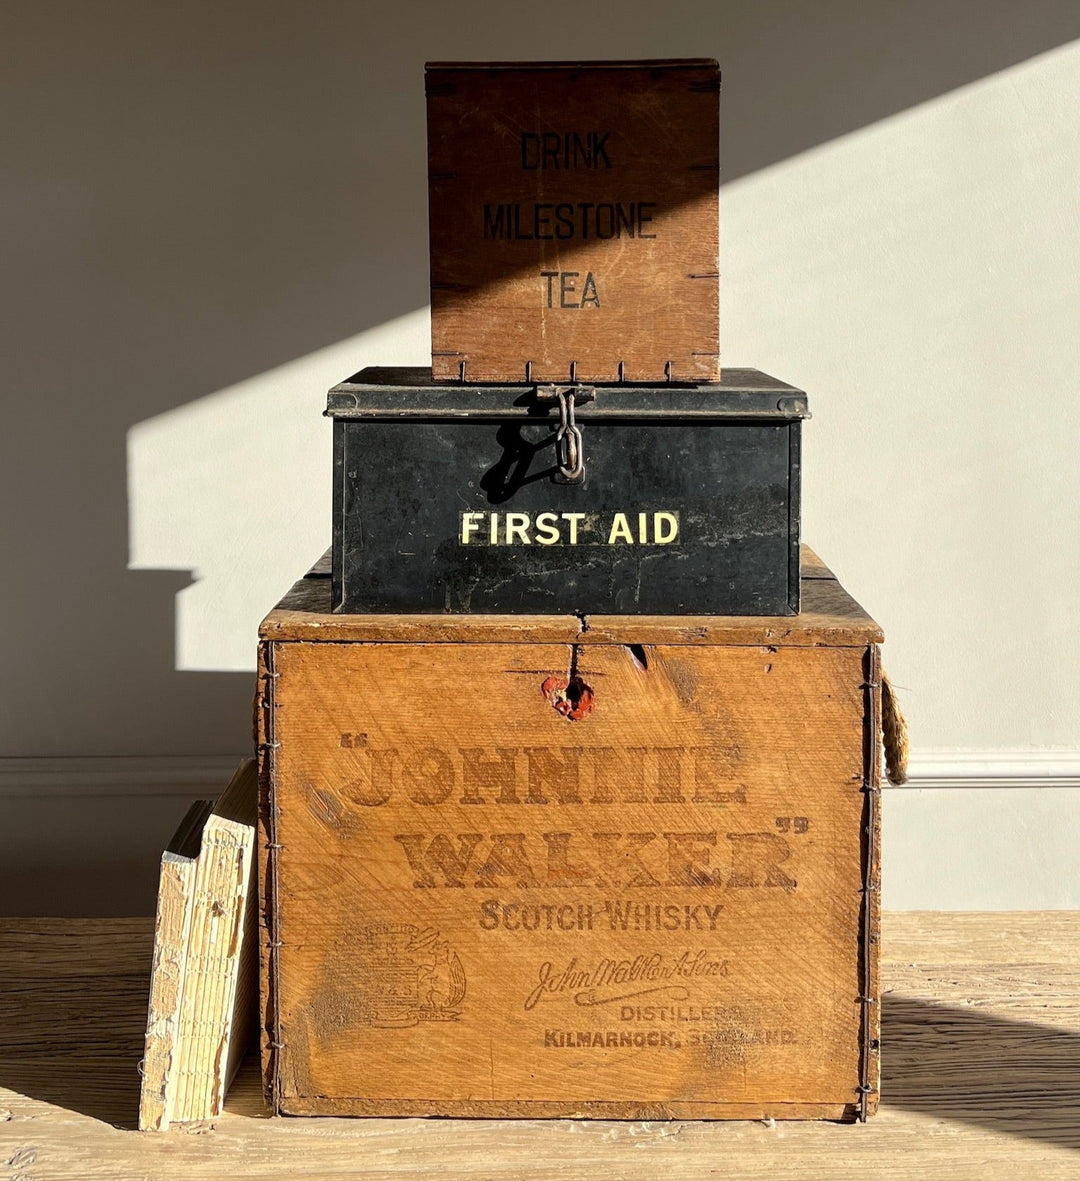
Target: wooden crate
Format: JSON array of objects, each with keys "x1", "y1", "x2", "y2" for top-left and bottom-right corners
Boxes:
[
  {"x1": 426, "y1": 60, "x2": 720, "y2": 383},
  {"x1": 257, "y1": 551, "x2": 882, "y2": 1120}
]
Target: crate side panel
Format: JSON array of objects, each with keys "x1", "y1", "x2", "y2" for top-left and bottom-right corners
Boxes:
[{"x1": 271, "y1": 639, "x2": 867, "y2": 1114}]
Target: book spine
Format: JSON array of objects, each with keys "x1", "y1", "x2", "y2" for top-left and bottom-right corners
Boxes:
[
  {"x1": 173, "y1": 822, "x2": 242, "y2": 1122},
  {"x1": 193, "y1": 822, "x2": 249, "y2": 1120},
  {"x1": 209, "y1": 819, "x2": 256, "y2": 1115},
  {"x1": 139, "y1": 854, "x2": 194, "y2": 1131},
  {"x1": 223, "y1": 869, "x2": 259, "y2": 1099}
]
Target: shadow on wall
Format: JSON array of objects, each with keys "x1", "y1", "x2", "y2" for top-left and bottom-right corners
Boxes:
[{"x1": 4, "y1": 2, "x2": 1080, "y2": 913}]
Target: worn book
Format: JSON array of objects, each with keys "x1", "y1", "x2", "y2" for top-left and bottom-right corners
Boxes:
[{"x1": 139, "y1": 758, "x2": 258, "y2": 1131}]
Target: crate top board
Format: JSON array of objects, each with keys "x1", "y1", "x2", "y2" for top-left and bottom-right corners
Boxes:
[
  {"x1": 426, "y1": 59, "x2": 720, "y2": 384},
  {"x1": 261, "y1": 547, "x2": 883, "y2": 647}
]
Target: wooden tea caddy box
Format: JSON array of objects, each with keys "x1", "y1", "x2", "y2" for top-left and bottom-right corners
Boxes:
[
  {"x1": 426, "y1": 59, "x2": 720, "y2": 383},
  {"x1": 257, "y1": 550, "x2": 882, "y2": 1120}
]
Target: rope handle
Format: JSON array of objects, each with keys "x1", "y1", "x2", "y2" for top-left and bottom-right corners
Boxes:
[{"x1": 881, "y1": 672, "x2": 909, "y2": 785}]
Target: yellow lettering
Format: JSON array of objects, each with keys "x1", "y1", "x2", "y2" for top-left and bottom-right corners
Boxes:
[
  {"x1": 561, "y1": 512, "x2": 585, "y2": 544},
  {"x1": 461, "y1": 512, "x2": 483, "y2": 544},
  {"x1": 535, "y1": 512, "x2": 560, "y2": 545},
  {"x1": 654, "y1": 512, "x2": 679, "y2": 544},
  {"x1": 607, "y1": 513, "x2": 634, "y2": 544},
  {"x1": 505, "y1": 512, "x2": 531, "y2": 544}
]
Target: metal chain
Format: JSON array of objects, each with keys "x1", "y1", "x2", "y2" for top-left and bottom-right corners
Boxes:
[{"x1": 554, "y1": 388, "x2": 585, "y2": 482}]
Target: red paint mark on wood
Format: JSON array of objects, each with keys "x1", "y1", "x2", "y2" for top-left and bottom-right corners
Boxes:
[{"x1": 541, "y1": 675, "x2": 595, "y2": 721}]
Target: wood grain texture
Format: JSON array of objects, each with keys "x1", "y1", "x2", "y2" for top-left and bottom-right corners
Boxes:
[
  {"x1": 1, "y1": 914, "x2": 1078, "y2": 1178},
  {"x1": 262, "y1": 635, "x2": 874, "y2": 1119},
  {"x1": 0, "y1": 917, "x2": 153, "y2": 977},
  {"x1": 259, "y1": 560, "x2": 881, "y2": 647},
  {"x1": 426, "y1": 61, "x2": 719, "y2": 383},
  {"x1": 883, "y1": 912, "x2": 1080, "y2": 965}
]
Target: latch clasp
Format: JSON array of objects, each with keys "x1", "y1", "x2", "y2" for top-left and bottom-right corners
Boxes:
[{"x1": 535, "y1": 384, "x2": 594, "y2": 484}]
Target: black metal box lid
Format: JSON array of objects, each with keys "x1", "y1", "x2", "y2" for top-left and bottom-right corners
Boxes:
[{"x1": 326, "y1": 367, "x2": 808, "y2": 422}]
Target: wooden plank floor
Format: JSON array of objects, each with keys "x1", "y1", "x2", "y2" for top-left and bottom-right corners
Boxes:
[{"x1": 1, "y1": 913, "x2": 1077, "y2": 1179}]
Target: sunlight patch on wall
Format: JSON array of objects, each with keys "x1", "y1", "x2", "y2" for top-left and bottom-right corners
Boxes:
[
  {"x1": 721, "y1": 38, "x2": 1080, "y2": 748},
  {"x1": 127, "y1": 308, "x2": 429, "y2": 671}
]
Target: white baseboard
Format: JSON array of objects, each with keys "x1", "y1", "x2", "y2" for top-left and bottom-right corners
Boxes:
[
  {"x1": 3, "y1": 748, "x2": 1078, "y2": 798},
  {"x1": 2, "y1": 751, "x2": 1078, "y2": 913},
  {"x1": 0, "y1": 755, "x2": 248, "y2": 798},
  {"x1": 903, "y1": 748, "x2": 1080, "y2": 789}
]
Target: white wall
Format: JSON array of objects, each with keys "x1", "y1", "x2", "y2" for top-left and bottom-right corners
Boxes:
[
  {"x1": 725, "y1": 46, "x2": 1080, "y2": 751},
  {"x1": 3, "y1": 2, "x2": 1079, "y2": 912}
]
